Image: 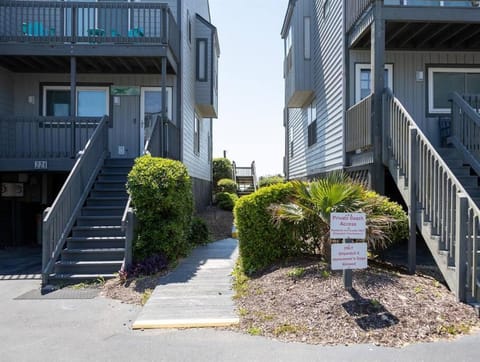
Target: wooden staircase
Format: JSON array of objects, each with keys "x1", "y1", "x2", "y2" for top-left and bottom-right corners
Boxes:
[
  {"x1": 49, "y1": 158, "x2": 133, "y2": 282},
  {"x1": 232, "y1": 161, "x2": 258, "y2": 196},
  {"x1": 383, "y1": 90, "x2": 480, "y2": 306}
]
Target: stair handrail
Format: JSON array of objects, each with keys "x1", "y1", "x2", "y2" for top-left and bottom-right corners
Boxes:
[
  {"x1": 41, "y1": 115, "x2": 109, "y2": 283},
  {"x1": 120, "y1": 115, "x2": 162, "y2": 272},
  {"x1": 385, "y1": 88, "x2": 479, "y2": 301},
  {"x1": 143, "y1": 115, "x2": 161, "y2": 156},
  {"x1": 449, "y1": 92, "x2": 480, "y2": 176}
]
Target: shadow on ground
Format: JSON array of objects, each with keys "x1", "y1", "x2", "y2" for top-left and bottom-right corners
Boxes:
[
  {"x1": 0, "y1": 246, "x2": 42, "y2": 279},
  {"x1": 342, "y1": 288, "x2": 399, "y2": 331}
]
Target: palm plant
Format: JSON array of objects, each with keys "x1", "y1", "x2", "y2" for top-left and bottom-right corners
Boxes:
[{"x1": 270, "y1": 172, "x2": 399, "y2": 260}]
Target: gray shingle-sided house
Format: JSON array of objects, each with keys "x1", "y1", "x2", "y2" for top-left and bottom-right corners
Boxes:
[
  {"x1": 0, "y1": 0, "x2": 219, "y2": 282},
  {"x1": 282, "y1": 0, "x2": 480, "y2": 306}
]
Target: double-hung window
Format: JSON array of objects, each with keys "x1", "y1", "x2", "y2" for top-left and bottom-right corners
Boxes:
[{"x1": 355, "y1": 64, "x2": 393, "y2": 103}]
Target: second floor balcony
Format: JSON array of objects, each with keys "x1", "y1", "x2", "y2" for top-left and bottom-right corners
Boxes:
[
  {"x1": 347, "y1": 0, "x2": 480, "y2": 50},
  {"x1": 0, "y1": 1, "x2": 179, "y2": 61}
]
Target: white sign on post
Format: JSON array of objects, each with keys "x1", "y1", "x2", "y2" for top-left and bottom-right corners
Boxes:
[
  {"x1": 330, "y1": 212, "x2": 366, "y2": 240},
  {"x1": 331, "y1": 242, "x2": 368, "y2": 270}
]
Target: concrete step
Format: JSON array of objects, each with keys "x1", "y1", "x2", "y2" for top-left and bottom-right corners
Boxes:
[
  {"x1": 54, "y1": 260, "x2": 123, "y2": 275},
  {"x1": 76, "y1": 216, "x2": 122, "y2": 226},
  {"x1": 81, "y1": 206, "x2": 124, "y2": 216},
  {"x1": 86, "y1": 196, "x2": 128, "y2": 207},
  {"x1": 66, "y1": 236, "x2": 125, "y2": 249},
  {"x1": 48, "y1": 273, "x2": 117, "y2": 283},
  {"x1": 71, "y1": 225, "x2": 124, "y2": 237},
  {"x1": 61, "y1": 248, "x2": 125, "y2": 262}
]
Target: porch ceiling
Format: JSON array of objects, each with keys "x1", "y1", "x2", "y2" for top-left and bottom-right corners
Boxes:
[
  {"x1": 0, "y1": 55, "x2": 176, "y2": 74},
  {"x1": 352, "y1": 22, "x2": 480, "y2": 51}
]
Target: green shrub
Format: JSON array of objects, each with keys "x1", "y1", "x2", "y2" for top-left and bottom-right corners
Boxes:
[
  {"x1": 362, "y1": 190, "x2": 409, "y2": 245},
  {"x1": 189, "y1": 216, "x2": 210, "y2": 245},
  {"x1": 127, "y1": 155, "x2": 193, "y2": 261},
  {"x1": 217, "y1": 178, "x2": 237, "y2": 194},
  {"x1": 234, "y1": 182, "x2": 301, "y2": 275},
  {"x1": 216, "y1": 192, "x2": 238, "y2": 211},
  {"x1": 259, "y1": 175, "x2": 284, "y2": 188},
  {"x1": 213, "y1": 158, "x2": 233, "y2": 186}
]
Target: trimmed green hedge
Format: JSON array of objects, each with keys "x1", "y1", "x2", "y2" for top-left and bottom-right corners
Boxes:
[
  {"x1": 258, "y1": 175, "x2": 284, "y2": 188},
  {"x1": 127, "y1": 155, "x2": 193, "y2": 261},
  {"x1": 216, "y1": 192, "x2": 238, "y2": 211},
  {"x1": 234, "y1": 182, "x2": 300, "y2": 275},
  {"x1": 213, "y1": 158, "x2": 232, "y2": 186},
  {"x1": 234, "y1": 180, "x2": 409, "y2": 275},
  {"x1": 217, "y1": 178, "x2": 237, "y2": 194},
  {"x1": 363, "y1": 190, "x2": 409, "y2": 245}
]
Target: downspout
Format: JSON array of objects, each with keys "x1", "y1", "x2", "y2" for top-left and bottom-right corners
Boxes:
[
  {"x1": 177, "y1": 0, "x2": 183, "y2": 162},
  {"x1": 161, "y1": 57, "x2": 167, "y2": 158},
  {"x1": 70, "y1": 56, "x2": 77, "y2": 157},
  {"x1": 342, "y1": 0, "x2": 348, "y2": 173},
  {"x1": 371, "y1": 0, "x2": 385, "y2": 194}
]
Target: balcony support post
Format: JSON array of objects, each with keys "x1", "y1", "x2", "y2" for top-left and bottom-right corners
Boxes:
[
  {"x1": 161, "y1": 56, "x2": 167, "y2": 158},
  {"x1": 70, "y1": 56, "x2": 77, "y2": 158},
  {"x1": 371, "y1": 0, "x2": 385, "y2": 194}
]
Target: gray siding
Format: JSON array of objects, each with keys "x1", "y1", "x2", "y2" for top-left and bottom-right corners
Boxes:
[
  {"x1": 287, "y1": 107, "x2": 308, "y2": 179},
  {"x1": 284, "y1": 0, "x2": 313, "y2": 107},
  {"x1": 308, "y1": 0, "x2": 344, "y2": 176},
  {"x1": 180, "y1": 0, "x2": 213, "y2": 182},
  {"x1": 194, "y1": 15, "x2": 218, "y2": 118},
  {"x1": 350, "y1": 50, "x2": 480, "y2": 146},
  {"x1": 0, "y1": 66, "x2": 13, "y2": 115}
]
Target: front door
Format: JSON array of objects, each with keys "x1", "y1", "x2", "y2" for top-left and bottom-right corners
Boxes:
[
  {"x1": 140, "y1": 87, "x2": 172, "y2": 155},
  {"x1": 109, "y1": 94, "x2": 140, "y2": 158},
  {"x1": 140, "y1": 88, "x2": 162, "y2": 155}
]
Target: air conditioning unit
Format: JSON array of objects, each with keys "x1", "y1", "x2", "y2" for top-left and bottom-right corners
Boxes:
[{"x1": 1, "y1": 182, "x2": 24, "y2": 197}]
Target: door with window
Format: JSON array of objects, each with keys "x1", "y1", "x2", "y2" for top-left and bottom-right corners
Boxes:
[{"x1": 140, "y1": 87, "x2": 172, "y2": 156}]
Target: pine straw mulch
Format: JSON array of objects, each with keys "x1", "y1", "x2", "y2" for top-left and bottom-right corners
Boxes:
[{"x1": 233, "y1": 258, "x2": 480, "y2": 347}]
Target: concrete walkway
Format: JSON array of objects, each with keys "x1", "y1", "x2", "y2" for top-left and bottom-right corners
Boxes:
[{"x1": 133, "y1": 238, "x2": 239, "y2": 329}]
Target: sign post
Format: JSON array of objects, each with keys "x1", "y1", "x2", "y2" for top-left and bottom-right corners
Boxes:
[{"x1": 330, "y1": 212, "x2": 367, "y2": 289}]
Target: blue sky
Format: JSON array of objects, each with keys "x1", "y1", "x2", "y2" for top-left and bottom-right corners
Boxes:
[{"x1": 209, "y1": 0, "x2": 289, "y2": 177}]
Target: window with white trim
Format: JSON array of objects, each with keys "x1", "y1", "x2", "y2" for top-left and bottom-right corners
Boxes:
[
  {"x1": 355, "y1": 64, "x2": 393, "y2": 103},
  {"x1": 428, "y1": 67, "x2": 480, "y2": 114},
  {"x1": 306, "y1": 100, "x2": 317, "y2": 147}
]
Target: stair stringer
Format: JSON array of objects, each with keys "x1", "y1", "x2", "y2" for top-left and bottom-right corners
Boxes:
[{"x1": 386, "y1": 158, "x2": 458, "y2": 293}]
